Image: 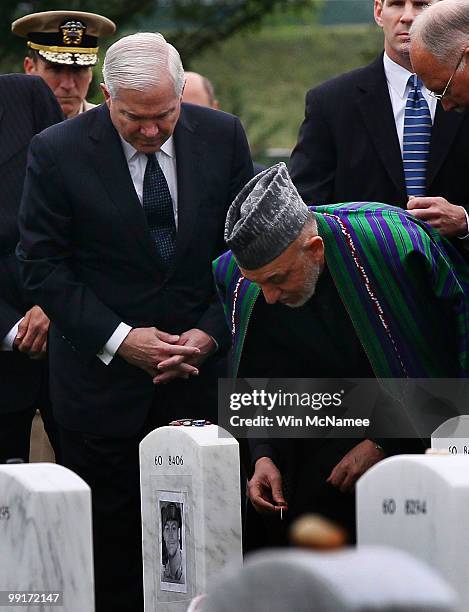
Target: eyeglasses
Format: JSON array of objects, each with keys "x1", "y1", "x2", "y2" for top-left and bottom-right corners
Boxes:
[{"x1": 428, "y1": 50, "x2": 466, "y2": 101}]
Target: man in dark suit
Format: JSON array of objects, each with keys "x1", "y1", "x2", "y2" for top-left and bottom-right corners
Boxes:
[
  {"x1": 290, "y1": 0, "x2": 469, "y2": 239},
  {"x1": 0, "y1": 74, "x2": 63, "y2": 464},
  {"x1": 17, "y1": 32, "x2": 252, "y2": 612}
]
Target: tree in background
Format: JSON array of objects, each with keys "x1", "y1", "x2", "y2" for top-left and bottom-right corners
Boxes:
[{"x1": 0, "y1": 0, "x2": 318, "y2": 73}]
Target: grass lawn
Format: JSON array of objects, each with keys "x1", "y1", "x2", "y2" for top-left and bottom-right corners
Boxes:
[{"x1": 191, "y1": 24, "x2": 383, "y2": 155}]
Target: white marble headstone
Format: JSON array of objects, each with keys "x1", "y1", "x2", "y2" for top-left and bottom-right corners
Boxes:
[
  {"x1": 139, "y1": 425, "x2": 242, "y2": 612},
  {"x1": 357, "y1": 455, "x2": 469, "y2": 610},
  {"x1": 196, "y1": 546, "x2": 458, "y2": 611},
  {"x1": 431, "y1": 416, "x2": 469, "y2": 454},
  {"x1": 0, "y1": 463, "x2": 93, "y2": 612}
]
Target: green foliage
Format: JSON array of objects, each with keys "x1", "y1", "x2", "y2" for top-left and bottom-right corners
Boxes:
[
  {"x1": 191, "y1": 23, "x2": 383, "y2": 153},
  {"x1": 0, "y1": 0, "x2": 320, "y2": 74},
  {"x1": 166, "y1": 0, "x2": 320, "y2": 64}
]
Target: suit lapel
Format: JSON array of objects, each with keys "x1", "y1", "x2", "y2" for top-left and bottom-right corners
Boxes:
[
  {"x1": 427, "y1": 103, "x2": 464, "y2": 188},
  {"x1": 356, "y1": 55, "x2": 407, "y2": 199},
  {"x1": 170, "y1": 106, "x2": 206, "y2": 272},
  {"x1": 89, "y1": 105, "x2": 164, "y2": 271}
]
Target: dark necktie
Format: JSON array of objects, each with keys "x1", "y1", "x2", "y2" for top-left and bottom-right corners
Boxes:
[
  {"x1": 402, "y1": 74, "x2": 432, "y2": 198},
  {"x1": 142, "y1": 153, "x2": 176, "y2": 269}
]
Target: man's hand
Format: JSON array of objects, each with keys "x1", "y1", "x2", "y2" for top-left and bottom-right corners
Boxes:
[
  {"x1": 326, "y1": 440, "x2": 385, "y2": 493},
  {"x1": 247, "y1": 457, "x2": 288, "y2": 514},
  {"x1": 152, "y1": 328, "x2": 216, "y2": 384},
  {"x1": 407, "y1": 197, "x2": 468, "y2": 237},
  {"x1": 117, "y1": 327, "x2": 200, "y2": 378},
  {"x1": 14, "y1": 305, "x2": 49, "y2": 358}
]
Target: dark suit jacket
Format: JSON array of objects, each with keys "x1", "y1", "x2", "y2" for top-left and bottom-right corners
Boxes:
[
  {"x1": 17, "y1": 102, "x2": 253, "y2": 436},
  {"x1": 289, "y1": 53, "x2": 469, "y2": 210},
  {"x1": 0, "y1": 74, "x2": 63, "y2": 412}
]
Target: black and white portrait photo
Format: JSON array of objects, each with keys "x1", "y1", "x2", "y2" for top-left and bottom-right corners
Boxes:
[{"x1": 159, "y1": 492, "x2": 187, "y2": 593}]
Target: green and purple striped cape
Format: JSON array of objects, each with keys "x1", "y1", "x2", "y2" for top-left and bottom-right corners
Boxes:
[{"x1": 213, "y1": 203, "x2": 469, "y2": 378}]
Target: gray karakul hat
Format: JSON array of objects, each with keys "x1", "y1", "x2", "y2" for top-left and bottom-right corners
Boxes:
[{"x1": 225, "y1": 162, "x2": 310, "y2": 270}]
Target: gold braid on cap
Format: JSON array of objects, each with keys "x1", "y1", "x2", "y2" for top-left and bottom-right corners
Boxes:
[{"x1": 28, "y1": 41, "x2": 98, "y2": 54}]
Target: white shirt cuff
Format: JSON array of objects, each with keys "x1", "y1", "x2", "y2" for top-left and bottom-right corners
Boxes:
[
  {"x1": 457, "y1": 207, "x2": 469, "y2": 240},
  {"x1": 97, "y1": 322, "x2": 132, "y2": 365},
  {"x1": 1, "y1": 318, "x2": 23, "y2": 351}
]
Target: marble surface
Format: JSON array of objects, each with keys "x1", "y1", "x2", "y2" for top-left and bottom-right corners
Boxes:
[
  {"x1": 198, "y1": 546, "x2": 457, "y2": 612},
  {"x1": 139, "y1": 425, "x2": 242, "y2": 612},
  {"x1": 0, "y1": 463, "x2": 93, "y2": 612},
  {"x1": 357, "y1": 455, "x2": 469, "y2": 611},
  {"x1": 432, "y1": 416, "x2": 469, "y2": 454}
]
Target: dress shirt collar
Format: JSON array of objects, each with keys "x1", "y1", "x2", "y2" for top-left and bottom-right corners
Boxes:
[
  {"x1": 383, "y1": 52, "x2": 415, "y2": 100},
  {"x1": 119, "y1": 135, "x2": 175, "y2": 163}
]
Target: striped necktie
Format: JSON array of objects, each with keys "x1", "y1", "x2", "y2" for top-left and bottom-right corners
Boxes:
[
  {"x1": 403, "y1": 74, "x2": 432, "y2": 198},
  {"x1": 142, "y1": 153, "x2": 176, "y2": 270}
]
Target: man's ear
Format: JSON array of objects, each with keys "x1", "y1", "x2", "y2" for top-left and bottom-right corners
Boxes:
[
  {"x1": 24, "y1": 56, "x2": 36, "y2": 75},
  {"x1": 100, "y1": 83, "x2": 111, "y2": 106},
  {"x1": 305, "y1": 235, "x2": 325, "y2": 265},
  {"x1": 374, "y1": 0, "x2": 384, "y2": 28},
  {"x1": 464, "y1": 46, "x2": 469, "y2": 69}
]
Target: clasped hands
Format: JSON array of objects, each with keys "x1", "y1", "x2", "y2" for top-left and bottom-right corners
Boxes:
[{"x1": 117, "y1": 326, "x2": 215, "y2": 384}]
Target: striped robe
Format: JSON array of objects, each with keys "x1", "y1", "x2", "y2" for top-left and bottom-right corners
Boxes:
[{"x1": 213, "y1": 203, "x2": 469, "y2": 379}]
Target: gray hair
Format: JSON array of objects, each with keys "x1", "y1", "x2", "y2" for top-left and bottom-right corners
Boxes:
[
  {"x1": 411, "y1": 0, "x2": 469, "y2": 65},
  {"x1": 102, "y1": 32, "x2": 185, "y2": 98}
]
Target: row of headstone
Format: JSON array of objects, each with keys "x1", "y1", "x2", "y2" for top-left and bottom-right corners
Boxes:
[
  {"x1": 2, "y1": 417, "x2": 469, "y2": 611},
  {"x1": 0, "y1": 425, "x2": 242, "y2": 612}
]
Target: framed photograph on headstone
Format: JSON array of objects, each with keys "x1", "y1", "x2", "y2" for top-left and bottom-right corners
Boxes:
[{"x1": 158, "y1": 491, "x2": 187, "y2": 593}]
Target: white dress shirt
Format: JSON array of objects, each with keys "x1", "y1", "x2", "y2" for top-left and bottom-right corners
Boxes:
[
  {"x1": 1, "y1": 320, "x2": 21, "y2": 350},
  {"x1": 99, "y1": 136, "x2": 178, "y2": 365},
  {"x1": 120, "y1": 136, "x2": 178, "y2": 224}
]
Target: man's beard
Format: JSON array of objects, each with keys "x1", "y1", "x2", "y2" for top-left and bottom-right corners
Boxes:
[{"x1": 284, "y1": 261, "x2": 321, "y2": 308}]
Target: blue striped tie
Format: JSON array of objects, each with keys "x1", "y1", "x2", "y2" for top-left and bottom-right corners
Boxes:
[{"x1": 403, "y1": 74, "x2": 432, "y2": 198}]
